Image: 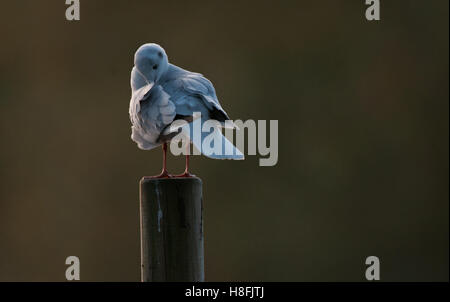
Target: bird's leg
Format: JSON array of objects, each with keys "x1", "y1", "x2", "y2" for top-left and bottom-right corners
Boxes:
[
  {"x1": 159, "y1": 142, "x2": 171, "y2": 177},
  {"x1": 145, "y1": 142, "x2": 172, "y2": 179},
  {"x1": 175, "y1": 143, "x2": 195, "y2": 178}
]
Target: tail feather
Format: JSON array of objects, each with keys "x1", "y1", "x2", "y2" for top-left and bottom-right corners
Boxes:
[{"x1": 173, "y1": 122, "x2": 244, "y2": 160}]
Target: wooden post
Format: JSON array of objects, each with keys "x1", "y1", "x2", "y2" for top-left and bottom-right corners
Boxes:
[{"x1": 139, "y1": 177, "x2": 204, "y2": 282}]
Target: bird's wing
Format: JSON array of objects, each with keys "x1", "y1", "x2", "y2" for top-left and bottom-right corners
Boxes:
[
  {"x1": 160, "y1": 73, "x2": 244, "y2": 160},
  {"x1": 168, "y1": 72, "x2": 234, "y2": 125},
  {"x1": 129, "y1": 84, "x2": 177, "y2": 150}
]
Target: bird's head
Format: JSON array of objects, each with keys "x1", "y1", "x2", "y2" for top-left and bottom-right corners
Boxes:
[{"x1": 134, "y1": 43, "x2": 169, "y2": 86}]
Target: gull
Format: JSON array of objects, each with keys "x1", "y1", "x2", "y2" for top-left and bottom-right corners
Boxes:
[{"x1": 129, "y1": 43, "x2": 244, "y2": 178}]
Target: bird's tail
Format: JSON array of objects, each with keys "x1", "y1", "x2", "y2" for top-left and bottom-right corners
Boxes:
[{"x1": 173, "y1": 122, "x2": 244, "y2": 160}]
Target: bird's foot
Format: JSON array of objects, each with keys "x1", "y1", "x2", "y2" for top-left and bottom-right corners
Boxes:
[
  {"x1": 174, "y1": 171, "x2": 196, "y2": 178},
  {"x1": 143, "y1": 170, "x2": 173, "y2": 179}
]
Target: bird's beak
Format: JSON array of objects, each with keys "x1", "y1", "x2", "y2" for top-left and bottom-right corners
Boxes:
[{"x1": 135, "y1": 66, "x2": 154, "y2": 88}]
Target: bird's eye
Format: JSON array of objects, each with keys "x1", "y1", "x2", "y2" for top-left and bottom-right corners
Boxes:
[{"x1": 152, "y1": 64, "x2": 158, "y2": 70}]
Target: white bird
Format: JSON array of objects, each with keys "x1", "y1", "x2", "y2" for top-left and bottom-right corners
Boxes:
[{"x1": 129, "y1": 43, "x2": 244, "y2": 178}]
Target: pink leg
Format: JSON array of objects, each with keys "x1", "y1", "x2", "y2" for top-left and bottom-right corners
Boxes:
[
  {"x1": 144, "y1": 143, "x2": 172, "y2": 179},
  {"x1": 175, "y1": 143, "x2": 195, "y2": 178}
]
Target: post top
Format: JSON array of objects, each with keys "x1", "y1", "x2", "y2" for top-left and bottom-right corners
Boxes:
[{"x1": 140, "y1": 176, "x2": 202, "y2": 185}]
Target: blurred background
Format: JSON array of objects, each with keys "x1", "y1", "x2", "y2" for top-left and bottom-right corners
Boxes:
[{"x1": 0, "y1": 0, "x2": 448, "y2": 281}]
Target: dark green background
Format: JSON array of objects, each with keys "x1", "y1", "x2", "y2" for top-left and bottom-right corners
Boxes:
[{"x1": 0, "y1": 0, "x2": 448, "y2": 281}]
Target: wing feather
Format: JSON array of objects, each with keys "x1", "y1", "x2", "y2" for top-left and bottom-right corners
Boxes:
[{"x1": 129, "y1": 84, "x2": 176, "y2": 149}]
